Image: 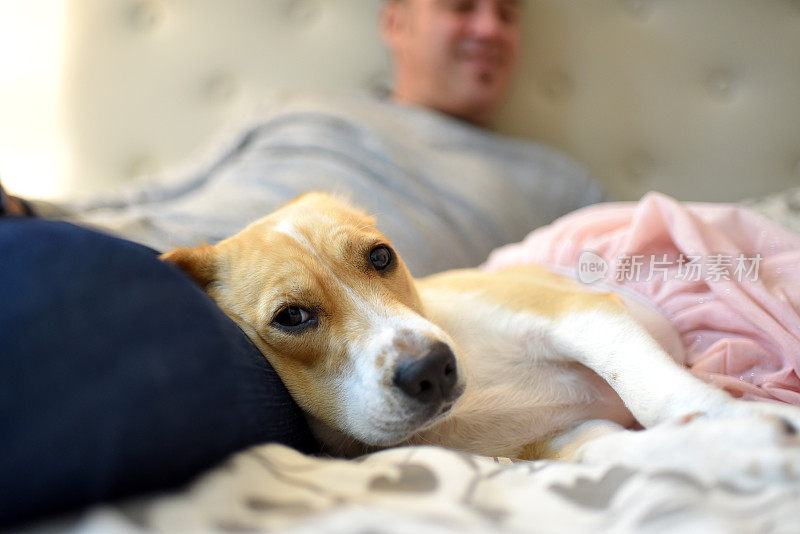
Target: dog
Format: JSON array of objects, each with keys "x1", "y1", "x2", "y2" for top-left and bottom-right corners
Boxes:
[{"x1": 162, "y1": 192, "x2": 800, "y2": 484}]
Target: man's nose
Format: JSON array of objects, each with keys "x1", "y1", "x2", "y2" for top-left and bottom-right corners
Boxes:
[{"x1": 469, "y1": 3, "x2": 506, "y2": 39}]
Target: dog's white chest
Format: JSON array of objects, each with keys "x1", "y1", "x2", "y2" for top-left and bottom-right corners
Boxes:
[{"x1": 410, "y1": 288, "x2": 632, "y2": 457}]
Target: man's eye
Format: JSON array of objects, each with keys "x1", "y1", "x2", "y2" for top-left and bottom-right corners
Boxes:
[
  {"x1": 272, "y1": 306, "x2": 315, "y2": 330},
  {"x1": 498, "y1": 5, "x2": 519, "y2": 24},
  {"x1": 446, "y1": 0, "x2": 475, "y2": 13}
]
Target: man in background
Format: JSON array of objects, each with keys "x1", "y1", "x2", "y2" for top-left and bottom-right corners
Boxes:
[
  {"x1": 5, "y1": 0, "x2": 602, "y2": 276},
  {"x1": 0, "y1": 0, "x2": 604, "y2": 526}
]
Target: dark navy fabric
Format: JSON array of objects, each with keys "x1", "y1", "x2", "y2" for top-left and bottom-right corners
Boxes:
[{"x1": 0, "y1": 218, "x2": 316, "y2": 526}]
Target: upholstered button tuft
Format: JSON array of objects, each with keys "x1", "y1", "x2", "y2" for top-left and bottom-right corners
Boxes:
[
  {"x1": 540, "y1": 70, "x2": 574, "y2": 101},
  {"x1": 622, "y1": 151, "x2": 655, "y2": 181},
  {"x1": 285, "y1": 0, "x2": 320, "y2": 25},
  {"x1": 126, "y1": 0, "x2": 163, "y2": 32},
  {"x1": 126, "y1": 155, "x2": 159, "y2": 179},
  {"x1": 705, "y1": 69, "x2": 737, "y2": 100},
  {"x1": 203, "y1": 72, "x2": 239, "y2": 103},
  {"x1": 621, "y1": 0, "x2": 652, "y2": 19}
]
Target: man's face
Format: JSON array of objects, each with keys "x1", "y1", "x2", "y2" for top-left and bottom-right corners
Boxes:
[{"x1": 382, "y1": 0, "x2": 521, "y2": 125}]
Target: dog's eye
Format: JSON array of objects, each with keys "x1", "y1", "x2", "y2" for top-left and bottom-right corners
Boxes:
[
  {"x1": 369, "y1": 245, "x2": 393, "y2": 271},
  {"x1": 272, "y1": 306, "x2": 315, "y2": 330}
]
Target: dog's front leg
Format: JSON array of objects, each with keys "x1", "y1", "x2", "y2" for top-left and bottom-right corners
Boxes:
[
  {"x1": 548, "y1": 308, "x2": 741, "y2": 427},
  {"x1": 547, "y1": 307, "x2": 800, "y2": 432},
  {"x1": 535, "y1": 306, "x2": 800, "y2": 489}
]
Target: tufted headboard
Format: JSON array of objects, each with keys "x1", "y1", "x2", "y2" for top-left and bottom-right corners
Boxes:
[{"x1": 59, "y1": 0, "x2": 800, "y2": 201}]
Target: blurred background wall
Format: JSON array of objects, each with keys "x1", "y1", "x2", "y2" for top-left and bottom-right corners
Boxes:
[{"x1": 0, "y1": 0, "x2": 67, "y2": 199}]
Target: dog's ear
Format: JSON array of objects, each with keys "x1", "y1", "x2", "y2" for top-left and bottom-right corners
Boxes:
[{"x1": 160, "y1": 245, "x2": 217, "y2": 289}]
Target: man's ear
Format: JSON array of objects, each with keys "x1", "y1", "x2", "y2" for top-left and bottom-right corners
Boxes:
[
  {"x1": 379, "y1": 0, "x2": 407, "y2": 49},
  {"x1": 160, "y1": 245, "x2": 217, "y2": 289}
]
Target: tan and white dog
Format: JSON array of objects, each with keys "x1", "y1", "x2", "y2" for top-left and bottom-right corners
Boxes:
[{"x1": 163, "y1": 192, "x2": 800, "y2": 485}]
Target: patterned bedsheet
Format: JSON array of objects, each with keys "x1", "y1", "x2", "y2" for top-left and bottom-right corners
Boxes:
[{"x1": 26, "y1": 443, "x2": 800, "y2": 534}]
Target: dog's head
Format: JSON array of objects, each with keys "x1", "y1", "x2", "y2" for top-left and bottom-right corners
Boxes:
[{"x1": 162, "y1": 193, "x2": 464, "y2": 447}]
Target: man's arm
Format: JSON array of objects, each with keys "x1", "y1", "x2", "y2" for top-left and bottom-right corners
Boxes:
[{"x1": 0, "y1": 180, "x2": 35, "y2": 216}]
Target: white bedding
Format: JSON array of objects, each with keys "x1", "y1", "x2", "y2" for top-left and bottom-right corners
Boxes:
[{"x1": 29, "y1": 443, "x2": 800, "y2": 534}]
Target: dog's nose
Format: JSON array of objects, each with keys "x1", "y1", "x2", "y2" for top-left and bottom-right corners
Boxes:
[{"x1": 393, "y1": 342, "x2": 458, "y2": 404}]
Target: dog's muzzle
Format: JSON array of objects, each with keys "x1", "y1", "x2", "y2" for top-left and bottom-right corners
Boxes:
[{"x1": 392, "y1": 341, "x2": 459, "y2": 405}]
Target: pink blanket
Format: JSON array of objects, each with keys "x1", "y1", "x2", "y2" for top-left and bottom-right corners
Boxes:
[{"x1": 482, "y1": 192, "x2": 800, "y2": 405}]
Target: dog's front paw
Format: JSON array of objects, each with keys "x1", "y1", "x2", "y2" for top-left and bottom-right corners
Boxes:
[
  {"x1": 578, "y1": 414, "x2": 800, "y2": 490},
  {"x1": 722, "y1": 399, "x2": 800, "y2": 435}
]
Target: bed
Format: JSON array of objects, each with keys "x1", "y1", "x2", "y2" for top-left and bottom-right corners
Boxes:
[
  {"x1": 9, "y1": 183, "x2": 795, "y2": 533},
  {"x1": 7, "y1": 1, "x2": 800, "y2": 532}
]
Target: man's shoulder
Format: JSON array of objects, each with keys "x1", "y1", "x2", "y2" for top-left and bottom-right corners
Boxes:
[
  {"x1": 249, "y1": 93, "x2": 605, "y2": 202},
  {"x1": 254, "y1": 93, "x2": 559, "y2": 159},
  {"x1": 255, "y1": 93, "x2": 409, "y2": 130}
]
